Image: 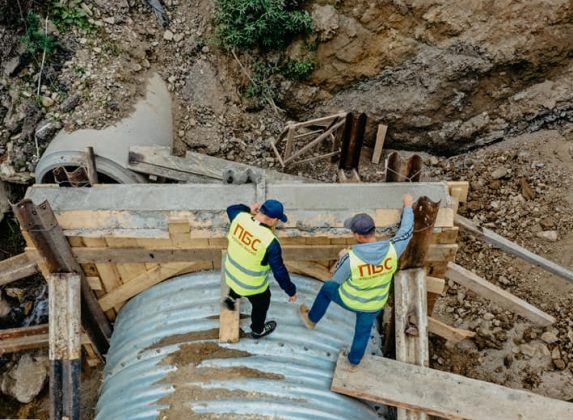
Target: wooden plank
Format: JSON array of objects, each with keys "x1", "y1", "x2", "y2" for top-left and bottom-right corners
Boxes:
[
  {"x1": 331, "y1": 353, "x2": 573, "y2": 420},
  {"x1": 455, "y1": 215, "x2": 573, "y2": 283},
  {"x1": 219, "y1": 252, "x2": 240, "y2": 343},
  {"x1": 395, "y1": 269, "x2": 429, "y2": 367},
  {"x1": 47, "y1": 273, "x2": 81, "y2": 420},
  {"x1": 425, "y1": 276, "x2": 445, "y2": 295},
  {"x1": 425, "y1": 244, "x2": 458, "y2": 262},
  {"x1": 427, "y1": 316, "x2": 475, "y2": 343},
  {"x1": 0, "y1": 325, "x2": 90, "y2": 355},
  {"x1": 446, "y1": 262, "x2": 555, "y2": 326},
  {"x1": 430, "y1": 227, "x2": 459, "y2": 244},
  {"x1": 12, "y1": 199, "x2": 111, "y2": 358},
  {"x1": 394, "y1": 269, "x2": 429, "y2": 420},
  {"x1": 371, "y1": 124, "x2": 387, "y2": 164},
  {"x1": 71, "y1": 242, "x2": 454, "y2": 265},
  {"x1": 97, "y1": 262, "x2": 204, "y2": 311},
  {"x1": 447, "y1": 181, "x2": 469, "y2": 203},
  {"x1": 0, "y1": 253, "x2": 38, "y2": 286},
  {"x1": 285, "y1": 261, "x2": 331, "y2": 281},
  {"x1": 85, "y1": 146, "x2": 99, "y2": 186}
]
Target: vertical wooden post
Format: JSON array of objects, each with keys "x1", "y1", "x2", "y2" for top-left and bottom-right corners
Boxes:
[
  {"x1": 85, "y1": 147, "x2": 99, "y2": 186},
  {"x1": 48, "y1": 273, "x2": 81, "y2": 420},
  {"x1": 12, "y1": 199, "x2": 111, "y2": 357},
  {"x1": 219, "y1": 251, "x2": 240, "y2": 343},
  {"x1": 394, "y1": 269, "x2": 429, "y2": 420},
  {"x1": 371, "y1": 124, "x2": 387, "y2": 164}
]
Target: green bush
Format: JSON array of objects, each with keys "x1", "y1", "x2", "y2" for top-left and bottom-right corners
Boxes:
[
  {"x1": 21, "y1": 12, "x2": 57, "y2": 55},
  {"x1": 245, "y1": 60, "x2": 280, "y2": 104},
  {"x1": 51, "y1": 0, "x2": 91, "y2": 31},
  {"x1": 282, "y1": 58, "x2": 315, "y2": 80},
  {"x1": 215, "y1": 0, "x2": 313, "y2": 50}
]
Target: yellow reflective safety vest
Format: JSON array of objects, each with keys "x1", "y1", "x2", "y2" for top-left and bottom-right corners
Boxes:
[
  {"x1": 339, "y1": 243, "x2": 398, "y2": 312},
  {"x1": 224, "y1": 212, "x2": 276, "y2": 296}
]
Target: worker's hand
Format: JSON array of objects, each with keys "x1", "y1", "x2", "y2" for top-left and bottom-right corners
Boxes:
[
  {"x1": 288, "y1": 294, "x2": 298, "y2": 303},
  {"x1": 402, "y1": 194, "x2": 414, "y2": 208},
  {"x1": 250, "y1": 202, "x2": 261, "y2": 214}
]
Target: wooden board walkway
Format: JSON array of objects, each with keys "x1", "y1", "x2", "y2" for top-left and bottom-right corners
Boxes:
[{"x1": 331, "y1": 353, "x2": 573, "y2": 420}]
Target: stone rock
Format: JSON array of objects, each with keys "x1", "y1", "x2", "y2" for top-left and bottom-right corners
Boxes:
[
  {"x1": 483, "y1": 312, "x2": 495, "y2": 321},
  {"x1": 0, "y1": 353, "x2": 49, "y2": 403},
  {"x1": 553, "y1": 359, "x2": 566, "y2": 370},
  {"x1": 519, "y1": 343, "x2": 536, "y2": 357},
  {"x1": 40, "y1": 96, "x2": 55, "y2": 108},
  {"x1": 35, "y1": 120, "x2": 61, "y2": 142},
  {"x1": 60, "y1": 94, "x2": 81, "y2": 112},
  {"x1": 541, "y1": 331, "x2": 559, "y2": 344},
  {"x1": 536, "y1": 230, "x2": 558, "y2": 242},
  {"x1": 163, "y1": 30, "x2": 174, "y2": 41},
  {"x1": 0, "y1": 180, "x2": 10, "y2": 224},
  {"x1": 490, "y1": 166, "x2": 509, "y2": 180},
  {"x1": 3, "y1": 56, "x2": 23, "y2": 77},
  {"x1": 311, "y1": 4, "x2": 339, "y2": 41}
]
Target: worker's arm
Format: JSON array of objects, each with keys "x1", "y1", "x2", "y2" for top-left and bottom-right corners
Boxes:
[
  {"x1": 226, "y1": 204, "x2": 250, "y2": 222},
  {"x1": 391, "y1": 195, "x2": 414, "y2": 257},
  {"x1": 331, "y1": 253, "x2": 351, "y2": 284},
  {"x1": 264, "y1": 240, "x2": 297, "y2": 297}
]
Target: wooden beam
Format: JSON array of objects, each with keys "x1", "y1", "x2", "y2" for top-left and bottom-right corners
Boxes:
[
  {"x1": 67, "y1": 243, "x2": 458, "y2": 265},
  {"x1": 401, "y1": 197, "x2": 441, "y2": 268},
  {"x1": 0, "y1": 253, "x2": 38, "y2": 286},
  {"x1": 285, "y1": 261, "x2": 331, "y2": 281},
  {"x1": 455, "y1": 215, "x2": 573, "y2": 283},
  {"x1": 394, "y1": 269, "x2": 429, "y2": 420},
  {"x1": 12, "y1": 199, "x2": 111, "y2": 357},
  {"x1": 371, "y1": 124, "x2": 387, "y2": 164},
  {"x1": 427, "y1": 316, "x2": 476, "y2": 343},
  {"x1": 97, "y1": 262, "x2": 208, "y2": 311},
  {"x1": 85, "y1": 146, "x2": 99, "y2": 186},
  {"x1": 446, "y1": 262, "x2": 555, "y2": 326},
  {"x1": 219, "y1": 252, "x2": 240, "y2": 343},
  {"x1": 0, "y1": 325, "x2": 89, "y2": 355},
  {"x1": 47, "y1": 273, "x2": 81, "y2": 420},
  {"x1": 331, "y1": 353, "x2": 573, "y2": 420},
  {"x1": 447, "y1": 181, "x2": 469, "y2": 203},
  {"x1": 425, "y1": 276, "x2": 445, "y2": 295}
]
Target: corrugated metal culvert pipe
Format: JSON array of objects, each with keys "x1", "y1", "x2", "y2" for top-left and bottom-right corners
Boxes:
[{"x1": 96, "y1": 271, "x2": 383, "y2": 419}]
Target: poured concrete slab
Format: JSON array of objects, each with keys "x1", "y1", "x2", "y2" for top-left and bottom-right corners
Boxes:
[{"x1": 26, "y1": 183, "x2": 452, "y2": 237}]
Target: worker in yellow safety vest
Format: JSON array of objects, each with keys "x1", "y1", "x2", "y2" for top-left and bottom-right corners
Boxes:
[
  {"x1": 224, "y1": 199, "x2": 298, "y2": 339},
  {"x1": 299, "y1": 194, "x2": 414, "y2": 368}
]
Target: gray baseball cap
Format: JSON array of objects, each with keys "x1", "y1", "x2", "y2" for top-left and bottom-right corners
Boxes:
[{"x1": 343, "y1": 213, "x2": 375, "y2": 234}]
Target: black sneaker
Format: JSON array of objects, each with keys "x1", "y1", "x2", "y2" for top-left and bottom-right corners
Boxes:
[
  {"x1": 250, "y1": 321, "x2": 277, "y2": 339},
  {"x1": 223, "y1": 296, "x2": 236, "y2": 311}
]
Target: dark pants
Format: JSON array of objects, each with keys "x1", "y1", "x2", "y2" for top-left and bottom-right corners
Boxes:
[{"x1": 229, "y1": 286, "x2": 271, "y2": 334}]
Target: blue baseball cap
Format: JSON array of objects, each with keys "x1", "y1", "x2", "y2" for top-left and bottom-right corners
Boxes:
[
  {"x1": 344, "y1": 213, "x2": 375, "y2": 234},
  {"x1": 260, "y1": 199, "x2": 288, "y2": 223}
]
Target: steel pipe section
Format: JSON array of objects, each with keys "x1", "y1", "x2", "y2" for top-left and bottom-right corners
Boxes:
[
  {"x1": 35, "y1": 73, "x2": 172, "y2": 184},
  {"x1": 95, "y1": 272, "x2": 382, "y2": 419}
]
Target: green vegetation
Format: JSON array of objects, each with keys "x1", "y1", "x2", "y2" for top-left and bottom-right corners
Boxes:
[
  {"x1": 215, "y1": 0, "x2": 312, "y2": 50},
  {"x1": 245, "y1": 60, "x2": 280, "y2": 105},
  {"x1": 21, "y1": 12, "x2": 57, "y2": 55},
  {"x1": 51, "y1": 0, "x2": 91, "y2": 31},
  {"x1": 281, "y1": 58, "x2": 315, "y2": 80}
]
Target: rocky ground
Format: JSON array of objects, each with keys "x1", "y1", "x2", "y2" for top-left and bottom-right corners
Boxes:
[{"x1": 1, "y1": 0, "x2": 573, "y2": 417}]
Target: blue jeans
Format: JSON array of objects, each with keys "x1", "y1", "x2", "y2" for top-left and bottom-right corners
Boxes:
[{"x1": 308, "y1": 281, "x2": 380, "y2": 365}]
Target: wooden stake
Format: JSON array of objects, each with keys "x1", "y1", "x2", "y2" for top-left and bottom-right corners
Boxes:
[
  {"x1": 371, "y1": 124, "x2": 387, "y2": 164},
  {"x1": 85, "y1": 147, "x2": 98, "y2": 186},
  {"x1": 48, "y1": 273, "x2": 81, "y2": 420},
  {"x1": 219, "y1": 252, "x2": 240, "y2": 343}
]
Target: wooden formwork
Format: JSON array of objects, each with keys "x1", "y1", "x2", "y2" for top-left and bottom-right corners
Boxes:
[{"x1": 14, "y1": 181, "x2": 466, "y2": 365}]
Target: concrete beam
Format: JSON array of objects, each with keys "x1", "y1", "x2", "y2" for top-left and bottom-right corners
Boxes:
[{"x1": 26, "y1": 183, "x2": 453, "y2": 237}]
